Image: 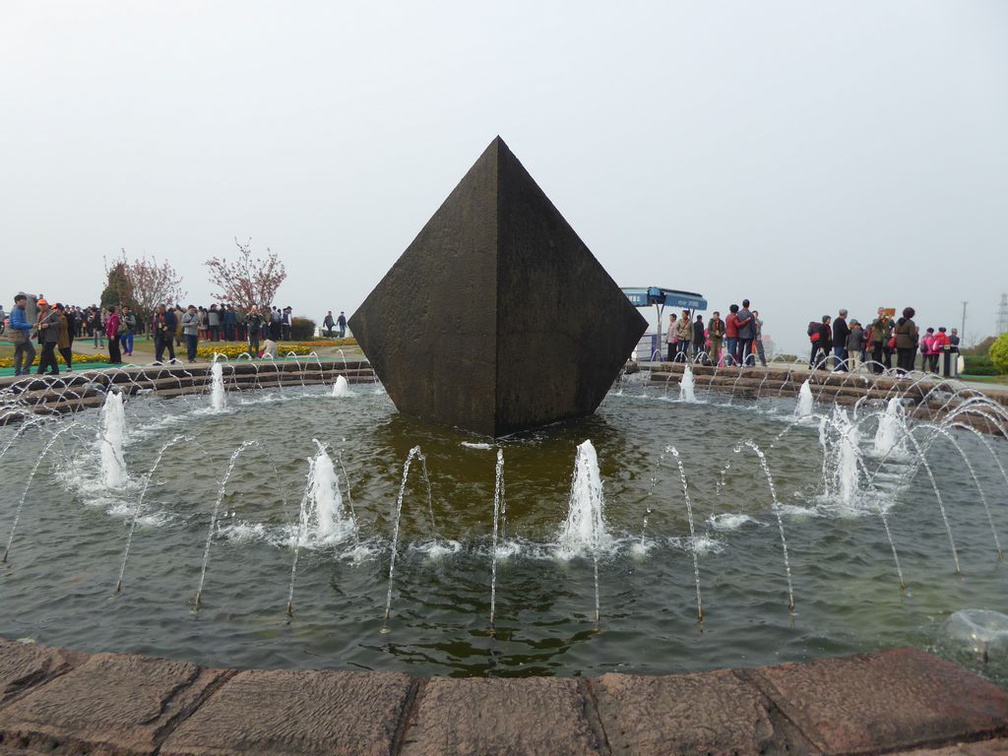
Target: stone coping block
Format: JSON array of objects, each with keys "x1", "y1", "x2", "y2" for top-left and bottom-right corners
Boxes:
[
  {"x1": 0, "y1": 652, "x2": 229, "y2": 756},
  {"x1": 400, "y1": 677, "x2": 604, "y2": 755},
  {"x1": 160, "y1": 668, "x2": 414, "y2": 756},
  {"x1": 742, "y1": 647, "x2": 1008, "y2": 754},
  {"x1": 0, "y1": 640, "x2": 82, "y2": 709},
  {"x1": 1, "y1": 639, "x2": 1007, "y2": 755},
  {"x1": 592, "y1": 667, "x2": 814, "y2": 755}
]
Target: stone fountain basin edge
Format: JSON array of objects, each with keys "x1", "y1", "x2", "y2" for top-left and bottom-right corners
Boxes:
[{"x1": 0, "y1": 638, "x2": 1006, "y2": 755}]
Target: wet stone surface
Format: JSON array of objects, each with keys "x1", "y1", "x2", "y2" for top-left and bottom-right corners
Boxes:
[
  {"x1": 161, "y1": 669, "x2": 414, "y2": 756},
  {"x1": 0, "y1": 652, "x2": 229, "y2": 755},
  {"x1": 0, "y1": 640, "x2": 82, "y2": 709},
  {"x1": 592, "y1": 668, "x2": 815, "y2": 755},
  {"x1": 400, "y1": 677, "x2": 603, "y2": 755},
  {"x1": 1, "y1": 640, "x2": 1007, "y2": 755},
  {"x1": 743, "y1": 647, "x2": 1008, "y2": 753}
]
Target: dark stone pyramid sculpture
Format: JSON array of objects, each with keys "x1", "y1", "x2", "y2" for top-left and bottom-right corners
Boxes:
[{"x1": 349, "y1": 137, "x2": 647, "y2": 437}]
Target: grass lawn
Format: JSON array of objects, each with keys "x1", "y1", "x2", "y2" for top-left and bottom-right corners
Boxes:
[{"x1": 960, "y1": 374, "x2": 1008, "y2": 385}]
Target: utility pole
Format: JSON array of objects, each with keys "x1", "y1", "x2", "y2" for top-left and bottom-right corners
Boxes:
[
  {"x1": 961, "y1": 301, "x2": 967, "y2": 346},
  {"x1": 998, "y1": 293, "x2": 1008, "y2": 336}
]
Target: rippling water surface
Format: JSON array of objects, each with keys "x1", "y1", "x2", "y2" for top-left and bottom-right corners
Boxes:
[{"x1": 1, "y1": 379, "x2": 1006, "y2": 681}]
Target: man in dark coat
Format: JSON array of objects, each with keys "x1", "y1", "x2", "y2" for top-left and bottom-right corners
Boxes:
[
  {"x1": 153, "y1": 303, "x2": 178, "y2": 363},
  {"x1": 832, "y1": 309, "x2": 850, "y2": 371},
  {"x1": 692, "y1": 315, "x2": 705, "y2": 360},
  {"x1": 736, "y1": 299, "x2": 755, "y2": 367}
]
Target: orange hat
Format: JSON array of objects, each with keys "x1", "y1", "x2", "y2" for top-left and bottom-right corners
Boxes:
[{"x1": 37, "y1": 298, "x2": 48, "y2": 307}]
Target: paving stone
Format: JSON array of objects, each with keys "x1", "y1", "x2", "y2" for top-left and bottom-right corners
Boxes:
[
  {"x1": 743, "y1": 647, "x2": 1008, "y2": 754},
  {"x1": 0, "y1": 652, "x2": 228, "y2": 756},
  {"x1": 0, "y1": 640, "x2": 82, "y2": 708},
  {"x1": 401, "y1": 677, "x2": 602, "y2": 755},
  {"x1": 160, "y1": 669, "x2": 414, "y2": 756},
  {"x1": 592, "y1": 668, "x2": 816, "y2": 755},
  {"x1": 899, "y1": 740, "x2": 1008, "y2": 755}
]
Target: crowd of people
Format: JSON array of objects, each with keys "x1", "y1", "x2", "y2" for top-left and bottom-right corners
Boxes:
[
  {"x1": 807, "y1": 307, "x2": 959, "y2": 376},
  {"x1": 5, "y1": 292, "x2": 349, "y2": 377},
  {"x1": 660, "y1": 299, "x2": 960, "y2": 378},
  {"x1": 664, "y1": 299, "x2": 769, "y2": 368}
]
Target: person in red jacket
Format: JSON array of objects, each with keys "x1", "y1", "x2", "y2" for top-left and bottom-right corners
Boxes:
[
  {"x1": 930, "y1": 327, "x2": 951, "y2": 373},
  {"x1": 921, "y1": 327, "x2": 937, "y2": 373},
  {"x1": 724, "y1": 304, "x2": 740, "y2": 366},
  {"x1": 105, "y1": 306, "x2": 122, "y2": 364}
]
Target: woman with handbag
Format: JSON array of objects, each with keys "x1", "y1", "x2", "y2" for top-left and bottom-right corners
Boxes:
[{"x1": 106, "y1": 306, "x2": 122, "y2": 364}]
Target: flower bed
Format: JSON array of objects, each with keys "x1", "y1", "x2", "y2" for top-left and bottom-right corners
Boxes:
[
  {"x1": 297, "y1": 338, "x2": 358, "y2": 348},
  {"x1": 0, "y1": 352, "x2": 110, "y2": 369},
  {"x1": 196, "y1": 343, "x2": 315, "y2": 359}
]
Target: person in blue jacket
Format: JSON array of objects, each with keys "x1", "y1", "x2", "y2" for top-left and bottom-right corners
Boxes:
[{"x1": 9, "y1": 293, "x2": 36, "y2": 376}]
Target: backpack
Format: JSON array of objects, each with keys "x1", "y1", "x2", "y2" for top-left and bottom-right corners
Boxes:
[{"x1": 808, "y1": 321, "x2": 820, "y2": 342}]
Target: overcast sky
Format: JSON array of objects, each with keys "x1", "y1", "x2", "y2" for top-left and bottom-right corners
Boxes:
[{"x1": 2, "y1": 1, "x2": 1006, "y2": 354}]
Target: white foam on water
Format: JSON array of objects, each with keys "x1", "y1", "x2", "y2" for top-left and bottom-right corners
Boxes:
[
  {"x1": 135, "y1": 511, "x2": 173, "y2": 528},
  {"x1": 218, "y1": 521, "x2": 270, "y2": 543},
  {"x1": 409, "y1": 539, "x2": 463, "y2": 560},
  {"x1": 629, "y1": 539, "x2": 658, "y2": 560},
  {"x1": 494, "y1": 540, "x2": 521, "y2": 560},
  {"x1": 810, "y1": 489, "x2": 898, "y2": 519},
  {"x1": 708, "y1": 513, "x2": 762, "y2": 531},
  {"x1": 126, "y1": 411, "x2": 191, "y2": 441},
  {"x1": 669, "y1": 534, "x2": 724, "y2": 556},
  {"x1": 82, "y1": 495, "x2": 174, "y2": 531},
  {"x1": 781, "y1": 502, "x2": 818, "y2": 518},
  {"x1": 460, "y1": 442, "x2": 494, "y2": 450},
  {"x1": 338, "y1": 538, "x2": 384, "y2": 565}
]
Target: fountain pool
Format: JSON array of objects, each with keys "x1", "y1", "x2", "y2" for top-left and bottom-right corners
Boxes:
[{"x1": 1, "y1": 377, "x2": 1007, "y2": 682}]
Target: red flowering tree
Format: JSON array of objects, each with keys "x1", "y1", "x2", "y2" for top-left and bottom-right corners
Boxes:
[{"x1": 204, "y1": 238, "x2": 287, "y2": 313}]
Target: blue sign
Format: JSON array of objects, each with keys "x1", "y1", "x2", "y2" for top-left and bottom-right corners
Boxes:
[
  {"x1": 622, "y1": 287, "x2": 707, "y2": 311},
  {"x1": 624, "y1": 290, "x2": 649, "y2": 307}
]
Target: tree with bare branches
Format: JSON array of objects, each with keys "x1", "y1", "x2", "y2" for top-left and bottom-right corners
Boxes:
[
  {"x1": 121, "y1": 251, "x2": 187, "y2": 330},
  {"x1": 204, "y1": 238, "x2": 287, "y2": 313}
]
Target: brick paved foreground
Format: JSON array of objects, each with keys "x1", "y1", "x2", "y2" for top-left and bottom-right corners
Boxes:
[{"x1": 1, "y1": 640, "x2": 1006, "y2": 755}]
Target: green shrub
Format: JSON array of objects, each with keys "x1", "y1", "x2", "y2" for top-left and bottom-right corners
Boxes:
[
  {"x1": 963, "y1": 353, "x2": 1000, "y2": 376},
  {"x1": 989, "y1": 333, "x2": 1008, "y2": 374},
  {"x1": 289, "y1": 317, "x2": 316, "y2": 341}
]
